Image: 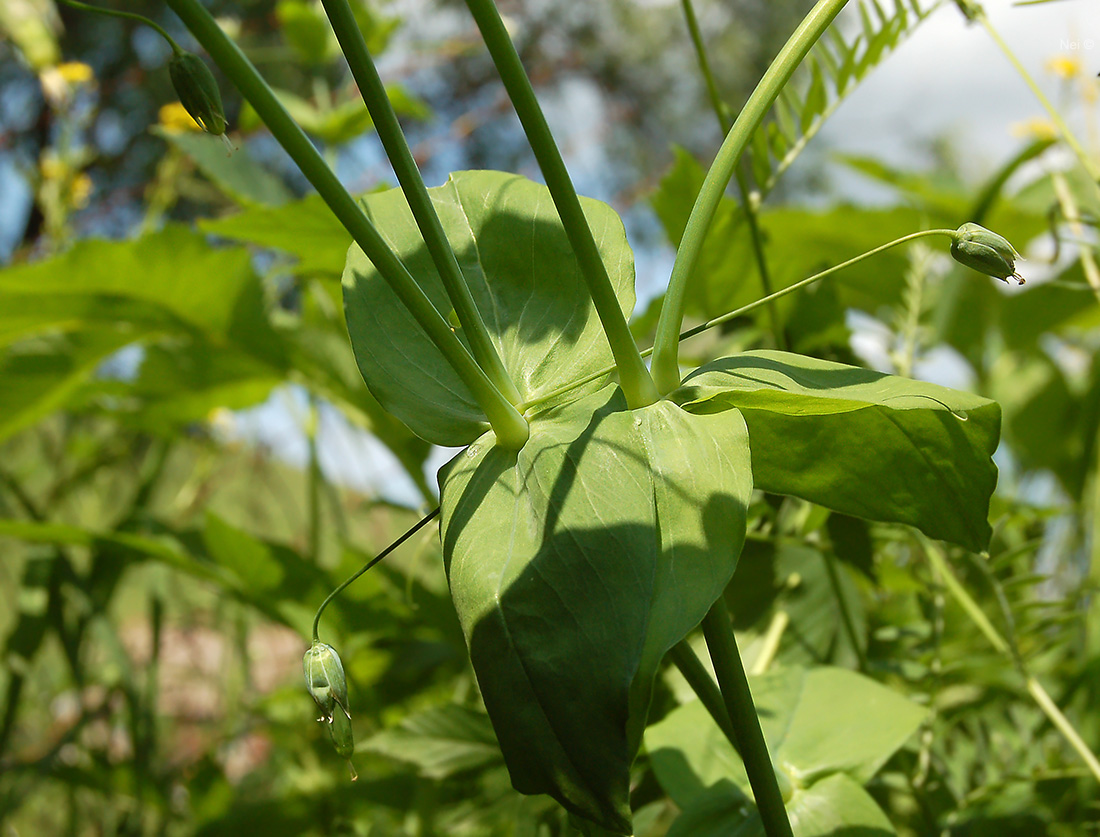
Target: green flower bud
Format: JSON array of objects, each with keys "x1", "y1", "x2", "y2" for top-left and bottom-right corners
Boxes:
[
  {"x1": 303, "y1": 641, "x2": 349, "y2": 723},
  {"x1": 951, "y1": 222, "x2": 1024, "y2": 285},
  {"x1": 168, "y1": 50, "x2": 227, "y2": 137}
]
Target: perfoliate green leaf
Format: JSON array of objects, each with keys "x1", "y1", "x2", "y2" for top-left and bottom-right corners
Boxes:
[
  {"x1": 675, "y1": 350, "x2": 1000, "y2": 551},
  {"x1": 440, "y1": 385, "x2": 752, "y2": 832},
  {"x1": 343, "y1": 170, "x2": 636, "y2": 446},
  {"x1": 647, "y1": 666, "x2": 925, "y2": 812}
]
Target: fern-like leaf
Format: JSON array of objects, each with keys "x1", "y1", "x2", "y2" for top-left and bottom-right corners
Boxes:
[{"x1": 745, "y1": 0, "x2": 941, "y2": 201}]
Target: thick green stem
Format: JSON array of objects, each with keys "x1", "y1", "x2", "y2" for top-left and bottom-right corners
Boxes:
[
  {"x1": 318, "y1": 0, "x2": 522, "y2": 406},
  {"x1": 164, "y1": 0, "x2": 528, "y2": 449},
  {"x1": 668, "y1": 640, "x2": 739, "y2": 751},
  {"x1": 652, "y1": 0, "x2": 850, "y2": 394},
  {"x1": 463, "y1": 0, "x2": 658, "y2": 410},
  {"x1": 702, "y1": 599, "x2": 793, "y2": 837},
  {"x1": 680, "y1": 0, "x2": 783, "y2": 347}
]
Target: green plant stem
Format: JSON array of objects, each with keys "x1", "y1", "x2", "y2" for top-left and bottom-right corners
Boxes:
[
  {"x1": 463, "y1": 0, "x2": 658, "y2": 410},
  {"x1": 702, "y1": 598, "x2": 793, "y2": 837},
  {"x1": 922, "y1": 539, "x2": 1100, "y2": 785},
  {"x1": 58, "y1": 0, "x2": 182, "y2": 54},
  {"x1": 307, "y1": 395, "x2": 322, "y2": 563},
  {"x1": 312, "y1": 508, "x2": 439, "y2": 642},
  {"x1": 680, "y1": 0, "x2": 783, "y2": 348},
  {"x1": 749, "y1": 610, "x2": 789, "y2": 676},
  {"x1": 821, "y1": 551, "x2": 866, "y2": 671},
  {"x1": 518, "y1": 228, "x2": 957, "y2": 413},
  {"x1": 651, "y1": 0, "x2": 850, "y2": 395},
  {"x1": 975, "y1": 12, "x2": 1100, "y2": 192},
  {"x1": 668, "y1": 640, "x2": 739, "y2": 751},
  {"x1": 318, "y1": 0, "x2": 521, "y2": 406},
  {"x1": 164, "y1": 0, "x2": 529, "y2": 450}
]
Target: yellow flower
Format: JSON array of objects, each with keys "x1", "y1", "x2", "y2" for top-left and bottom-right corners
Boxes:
[
  {"x1": 1045, "y1": 55, "x2": 1081, "y2": 80},
  {"x1": 70, "y1": 173, "x2": 93, "y2": 210},
  {"x1": 56, "y1": 62, "x2": 94, "y2": 85},
  {"x1": 158, "y1": 101, "x2": 203, "y2": 134},
  {"x1": 1010, "y1": 117, "x2": 1058, "y2": 141}
]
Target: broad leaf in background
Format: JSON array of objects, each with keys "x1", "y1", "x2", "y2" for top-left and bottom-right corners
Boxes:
[
  {"x1": 647, "y1": 666, "x2": 925, "y2": 832},
  {"x1": 363, "y1": 703, "x2": 502, "y2": 779},
  {"x1": 159, "y1": 130, "x2": 294, "y2": 207},
  {"x1": 440, "y1": 384, "x2": 752, "y2": 832},
  {"x1": 675, "y1": 350, "x2": 1000, "y2": 551},
  {"x1": 201, "y1": 193, "x2": 353, "y2": 276},
  {"x1": 344, "y1": 171, "x2": 637, "y2": 445},
  {"x1": 665, "y1": 773, "x2": 895, "y2": 837}
]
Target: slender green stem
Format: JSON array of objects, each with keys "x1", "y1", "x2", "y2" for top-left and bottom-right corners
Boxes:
[
  {"x1": 58, "y1": 0, "x2": 182, "y2": 54},
  {"x1": 749, "y1": 611, "x2": 789, "y2": 676},
  {"x1": 652, "y1": 0, "x2": 850, "y2": 394},
  {"x1": 921, "y1": 539, "x2": 1100, "y2": 785},
  {"x1": 668, "y1": 640, "x2": 740, "y2": 752},
  {"x1": 312, "y1": 508, "x2": 439, "y2": 642},
  {"x1": 702, "y1": 598, "x2": 793, "y2": 837},
  {"x1": 518, "y1": 229, "x2": 957, "y2": 413},
  {"x1": 976, "y1": 12, "x2": 1100, "y2": 192},
  {"x1": 679, "y1": 0, "x2": 783, "y2": 347},
  {"x1": 318, "y1": 0, "x2": 521, "y2": 406},
  {"x1": 164, "y1": 0, "x2": 529, "y2": 449},
  {"x1": 821, "y1": 551, "x2": 866, "y2": 671},
  {"x1": 463, "y1": 0, "x2": 658, "y2": 410}
]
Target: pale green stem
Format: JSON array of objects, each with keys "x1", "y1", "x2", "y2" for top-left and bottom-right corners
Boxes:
[
  {"x1": 651, "y1": 0, "x2": 851, "y2": 394},
  {"x1": 922, "y1": 540, "x2": 1100, "y2": 785},
  {"x1": 976, "y1": 12, "x2": 1100, "y2": 191},
  {"x1": 164, "y1": 0, "x2": 528, "y2": 449},
  {"x1": 463, "y1": 0, "x2": 659, "y2": 410},
  {"x1": 319, "y1": 0, "x2": 522, "y2": 406},
  {"x1": 702, "y1": 599, "x2": 793, "y2": 837},
  {"x1": 749, "y1": 610, "x2": 789, "y2": 676},
  {"x1": 519, "y1": 229, "x2": 957, "y2": 413}
]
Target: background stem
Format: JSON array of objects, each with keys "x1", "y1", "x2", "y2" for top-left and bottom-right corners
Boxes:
[
  {"x1": 463, "y1": 0, "x2": 658, "y2": 410},
  {"x1": 702, "y1": 598, "x2": 794, "y2": 837}
]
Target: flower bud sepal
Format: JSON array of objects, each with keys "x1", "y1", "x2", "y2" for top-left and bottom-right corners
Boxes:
[{"x1": 951, "y1": 222, "x2": 1025, "y2": 285}]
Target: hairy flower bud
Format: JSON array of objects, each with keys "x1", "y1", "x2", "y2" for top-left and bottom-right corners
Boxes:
[
  {"x1": 168, "y1": 50, "x2": 227, "y2": 137},
  {"x1": 303, "y1": 641, "x2": 349, "y2": 723},
  {"x1": 951, "y1": 223, "x2": 1024, "y2": 285}
]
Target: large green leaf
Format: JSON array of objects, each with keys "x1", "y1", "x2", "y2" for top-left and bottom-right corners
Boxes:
[
  {"x1": 439, "y1": 385, "x2": 752, "y2": 832},
  {"x1": 646, "y1": 666, "x2": 925, "y2": 813},
  {"x1": 343, "y1": 170, "x2": 636, "y2": 446},
  {"x1": 665, "y1": 773, "x2": 895, "y2": 837},
  {"x1": 674, "y1": 350, "x2": 1000, "y2": 551}
]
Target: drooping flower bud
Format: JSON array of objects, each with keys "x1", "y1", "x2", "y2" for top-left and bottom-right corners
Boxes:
[
  {"x1": 303, "y1": 641, "x2": 349, "y2": 724},
  {"x1": 950, "y1": 223, "x2": 1024, "y2": 285},
  {"x1": 168, "y1": 50, "x2": 227, "y2": 137}
]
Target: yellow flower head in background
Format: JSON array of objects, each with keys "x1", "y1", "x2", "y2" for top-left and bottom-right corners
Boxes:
[
  {"x1": 1010, "y1": 117, "x2": 1058, "y2": 142},
  {"x1": 1045, "y1": 54, "x2": 1082, "y2": 81},
  {"x1": 39, "y1": 61, "x2": 95, "y2": 107},
  {"x1": 158, "y1": 101, "x2": 203, "y2": 134}
]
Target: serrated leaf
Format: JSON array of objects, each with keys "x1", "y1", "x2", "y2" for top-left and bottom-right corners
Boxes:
[
  {"x1": 440, "y1": 385, "x2": 752, "y2": 832},
  {"x1": 675, "y1": 350, "x2": 1000, "y2": 552},
  {"x1": 343, "y1": 170, "x2": 636, "y2": 446}
]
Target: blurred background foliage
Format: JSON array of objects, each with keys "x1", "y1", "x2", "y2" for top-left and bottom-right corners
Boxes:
[{"x1": 0, "y1": 0, "x2": 1099, "y2": 834}]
